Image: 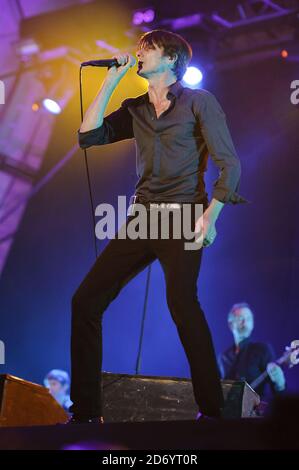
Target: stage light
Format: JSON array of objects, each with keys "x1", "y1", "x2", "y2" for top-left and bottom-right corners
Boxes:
[
  {"x1": 183, "y1": 66, "x2": 203, "y2": 86},
  {"x1": 281, "y1": 49, "x2": 288, "y2": 59},
  {"x1": 133, "y1": 12, "x2": 144, "y2": 25},
  {"x1": 31, "y1": 103, "x2": 40, "y2": 112},
  {"x1": 143, "y1": 9, "x2": 155, "y2": 23},
  {"x1": 132, "y1": 8, "x2": 155, "y2": 25},
  {"x1": 42, "y1": 88, "x2": 74, "y2": 115},
  {"x1": 16, "y1": 38, "x2": 40, "y2": 60},
  {"x1": 42, "y1": 98, "x2": 61, "y2": 115}
]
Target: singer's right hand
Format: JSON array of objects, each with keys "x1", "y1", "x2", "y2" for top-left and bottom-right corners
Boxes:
[{"x1": 107, "y1": 53, "x2": 136, "y2": 81}]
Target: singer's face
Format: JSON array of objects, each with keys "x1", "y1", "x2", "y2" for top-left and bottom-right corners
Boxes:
[{"x1": 136, "y1": 43, "x2": 173, "y2": 78}]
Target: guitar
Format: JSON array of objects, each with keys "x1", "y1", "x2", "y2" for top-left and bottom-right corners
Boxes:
[{"x1": 249, "y1": 340, "x2": 299, "y2": 390}]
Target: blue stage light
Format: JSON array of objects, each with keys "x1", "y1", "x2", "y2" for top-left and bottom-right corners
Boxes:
[{"x1": 183, "y1": 66, "x2": 203, "y2": 86}]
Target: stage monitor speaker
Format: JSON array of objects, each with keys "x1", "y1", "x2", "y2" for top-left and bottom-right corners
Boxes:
[
  {"x1": 221, "y1": 379, "x2": 260, "y2": 418},
  {"x1": 0, "y1": 374, "x2": 68, "y2": 427},
  {"x1": 102, "y1": 372, "x2": 260, "y2": 422}
]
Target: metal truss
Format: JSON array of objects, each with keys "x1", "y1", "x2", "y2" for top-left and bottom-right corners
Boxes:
[{"x1": 149, "y1": 1, "x2": 299, "y2": 68}]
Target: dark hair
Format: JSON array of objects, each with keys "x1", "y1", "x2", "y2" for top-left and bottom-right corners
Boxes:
[{"x1": 137, "y1": 29, "x2": 192, "y2": 80}]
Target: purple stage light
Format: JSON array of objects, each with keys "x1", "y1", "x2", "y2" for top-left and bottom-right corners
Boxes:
[
  {"x1": 132, "y1": 8, "x2": 155, "y2": 25},
  {"x1": 133, "y1": 12, "x2": 144, "y2": 26},
  {"x1": 143, "y1": 9, "x2": 155, "y2": 23}
]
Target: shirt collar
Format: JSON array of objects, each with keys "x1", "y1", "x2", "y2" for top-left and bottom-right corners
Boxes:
[
  {"x1": 141, "y1": 80, "x2": 184, "y2": 103},
  {"x1": 235, "y1": 337, "x2": 250, "y2": 353},
  {"x1": 167, "y1": 80, "x2": 184, "y2": 98}
]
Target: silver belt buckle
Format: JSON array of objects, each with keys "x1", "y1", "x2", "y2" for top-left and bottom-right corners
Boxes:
[
  {"x1": 167, "y1": 203, "x2": 181, "y2": 209},
  {"x1": 149, "y1": 202, "x2": 181, "y2": 210}
]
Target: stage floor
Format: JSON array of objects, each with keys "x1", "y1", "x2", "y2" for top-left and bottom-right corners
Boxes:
[{"x1": 0, "y1": 416, "x2": 298, "y2": 451}]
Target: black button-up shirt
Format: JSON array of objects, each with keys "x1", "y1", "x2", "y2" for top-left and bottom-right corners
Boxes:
[{"x1": 78, "y1": 81, "x2": 246, "y2": 204}]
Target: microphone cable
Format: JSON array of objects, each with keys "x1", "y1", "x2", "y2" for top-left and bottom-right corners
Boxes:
[
  {"x1": 79, "y1": 65, "x2": 98, "y2": 259},
  {"x1": 79, "y1": 63, "x2": 152, "y2": 376},
  {"x1": 78, "y1": 56, "x2": 136, "y2": 259},
  {"x1": 135, "y1": 264, "x2": 152, "y2": 375}
]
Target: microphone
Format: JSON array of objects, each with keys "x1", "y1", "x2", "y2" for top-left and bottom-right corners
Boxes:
[
  {"x1": 81, "y1": 57, "x2": 136, "y2": 68},
  {"x1": 81, "y1": 59, "x2": 119, "y2": 68}
]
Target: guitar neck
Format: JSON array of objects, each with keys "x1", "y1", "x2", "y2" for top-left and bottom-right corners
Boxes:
[
  {"x1": 249, "y1": 356, "x2": 285, "y2": 390},
  {"x1": 249, "y1": 370, "x2": 268, "y2": 390}
]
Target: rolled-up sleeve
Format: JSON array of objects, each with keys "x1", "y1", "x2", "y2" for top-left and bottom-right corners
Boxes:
[
  {"x1": 78, "y1": 100, "x2": 134, "y2": 149},
  {"x1": 194, "y1": 90, "x2": 247, "y2": 204}
]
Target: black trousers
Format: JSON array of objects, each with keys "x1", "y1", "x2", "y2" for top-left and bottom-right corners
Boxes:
[{"x1": 70, "y1": 210, "x2": 224, "y2": 417}]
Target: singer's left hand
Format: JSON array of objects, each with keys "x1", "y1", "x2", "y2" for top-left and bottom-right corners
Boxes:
[{"x1": 195, "y1": 214, "x2": 217, "y2": 247}]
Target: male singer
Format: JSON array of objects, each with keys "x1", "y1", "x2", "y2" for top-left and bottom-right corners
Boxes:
[{"x1": 69, "y1": 30, "x2": 245, "y2": 423}]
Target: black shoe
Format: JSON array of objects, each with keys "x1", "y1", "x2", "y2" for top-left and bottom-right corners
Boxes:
[{"x1": 66, "y1": 415, "x2": 104, "y2": 424}]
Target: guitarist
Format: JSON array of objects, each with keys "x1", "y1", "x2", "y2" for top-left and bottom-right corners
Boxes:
[{"x1": 218, "y1": 302, "x2": 286, "y2": 400}]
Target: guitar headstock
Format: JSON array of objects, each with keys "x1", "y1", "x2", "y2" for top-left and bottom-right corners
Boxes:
[{"x1": 281, "y1": 340, "x2": 299, "y2": 368}]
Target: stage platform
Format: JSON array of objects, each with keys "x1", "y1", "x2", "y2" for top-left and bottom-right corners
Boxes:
[
  {"x1": 0, "y1": 374, "x2": 298, "y2": 451},
  {"x1": 0, "y1": 412, "x2": 298, "y2": 451}
]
